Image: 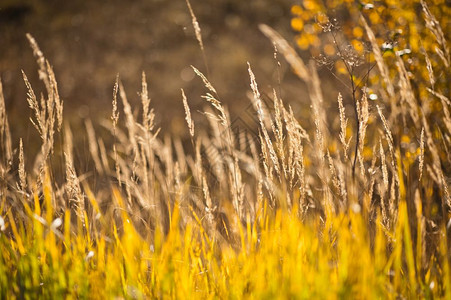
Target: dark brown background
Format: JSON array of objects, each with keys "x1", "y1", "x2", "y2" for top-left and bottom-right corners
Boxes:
[{"x1": 1, "y1": 0, "x2": 332, "y2": 146}]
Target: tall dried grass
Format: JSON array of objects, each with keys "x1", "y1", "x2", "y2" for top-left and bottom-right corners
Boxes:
[{"x1": 0, "y1": 2, "x2": 450, "y2": 297}]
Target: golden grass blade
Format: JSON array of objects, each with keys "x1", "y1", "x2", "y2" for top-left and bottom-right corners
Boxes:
[
  {"x1": 185, "y1": 0, "x2": 204, "y2": 52},
  {"x1": 26, "y1": 33, "x2": 50, "y2": 92},
  {"x1": 337, "y1": 93, "x2": 349, "y2": 160},
  {"x1": 181, "y1": 89, "x2": 195, "y2": 138},
  {"x1": 360, "y1": 16, "x2": 395, "y2": 99},
  {"x1": 0, "y1": 78, "x2": 12, "y2": 162},
  {"x1": 18, "y1": 138, "x2": 26, "y2": 192},
  {"x1": 421, "y1": 0, "x2": 450, "y2": 67},
  {"x1": 419, "y1": 128, "x2": 425, "y2": 182},
  {"x1": 191, "y1": 65, "x2": 217, "y2": 95}
]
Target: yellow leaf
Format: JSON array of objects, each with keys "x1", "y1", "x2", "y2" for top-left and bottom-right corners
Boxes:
[
  {"x1": 353, "y1": 26, "x2": 364, "y2": 38},
  {"x1": 291, "y1": 5, "x2": 303, "y2": 15},
  {"x1": 296, "y1": 34, "x2": 310, "y2": 50},
  {"x1": 369, "y1": 11, "x2": 381, "y2": 24},
  {"x1": 352, "y1": 39, "x2": 365, "y2": 54},
  {"x1": 291, "y1": 18, "x2": 304, "y2": 31}
]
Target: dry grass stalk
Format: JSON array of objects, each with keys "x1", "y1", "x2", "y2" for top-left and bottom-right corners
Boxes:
[
  {"x1": 427, "y1": 88, "x2": 451, "y2": 135},
  {"x1": 113, "y1": 144, "x2": 121, "y2": 185},
  {"x1": 202, "y1": 174, "x2": 215, "y2": 226},
  {"x1": 272, "y1": 91, "x2": 287, "y2": 177},
  {"x1": 313, "y1": 107, "x2": 325, "y2": 163},
  {"x1": 98, "y1": 138, "x2": 110, "y2": 174},
  {"x1": 42, "y1": 92, "x2": 55, "y2": 159},
  {"x1": 282, "y1": 102, "x2": 307, "y2": 208},
  {"x1": 285, "y1": 122, "x2": 296, "y2": 189},
  {"x1": 193, "y1": 138, "x2": 203, "y2": 186},
  {"x1": 326, "y1": 150, "x2": 340, "y2": 197},
  {"x1": 111, "y1": 75, "x2": 121, "y2": 186},
  {"x1": 421, "y1": 47, "x2": 436, "y2": 89},
  {"x1": 26, "y1": 33, "x2": 50, "y2": 92},
  {"x1": 141, "y1": 71, "x2": 150, "y2": 118},
  {"x1": 202, "y1": 111, "x2": 219, "y2": 140},
  {"x1": 360, "y1": 16, "x2": 395, "y2": 99},
  {"x1": 295, "y1": 145, "x2": 307, "y2": 211},
  {"x1": 118, "y1": 81, "x2": 139, "y2": 159},
  {"x1": 439, "y1": 171, "x2": 451, "y2": 211},
  {"x1": 228, "y1": 157, "x2": 244, "y2": 218},
  {"x1": 337, "y1": 165, "x2": 347, "y2": 209},
  {"x1": 258, "y1": 131, "x2": 275, "y2": 205},
  {"x1": 174, "y1": 138, "x2": 187, "y2": 174},
  {"x1": 191, "y1": 65, "x2": 216, "y2": 94},
  {"x1": 247, "y1": 63, "x2": 264, "y2": 123},
  {"x1": 426, "y1": 164, "x2": 439, "y2": 184},
  {"x1": 202, "y1": 137, "x2": 225, "y2": 184},
  {"x1": 247, "y1": 134, "x2": 265, "y2": 212},
  {"x1": 248, "y1": 63, "x2": 281, "y2": 178},
  {"x1": 181, "y1": 89, "x2": 195, "y2": 137},
  {"x1": 246, "y1": 91, "x2": 271, "y2": 130},
  {"x1": 85, "y1": 119, "x2": 103, "y2": 175},
  {"x1": 337, "y1": 93, "x2": 349, "y2": 160},
  {"x1": 357, "y1": 90, "x2": 369, "y2": 176},
  {"x1": 308, "y1": 61, "x2": 327, "y2": 126},
  {"x1": 378, "y1": 183, "x2": 388, "y2": 226},
  {"x1": 64, "y1": 124, "x2": 74, "y2": 166},
  {"x1": 113, "y1": 151, "x2": 133, "y2": 191},
  {"x1": 124, "y1": 178, "x2": 133, "y2": 207},
  {"x1": 0, "y1": 79, "x2": 12, "y2": 164},
  {"x1": 272, "y1": 91, "x2": 284, "y2": 145},
  {"x1": 380, "y1": 139, "x2": 389, "y2": 193},
  {"x1": 377, "y1": 105, "x2": 396, "y2": 166},
  {"x1": 24, "y1": 35, "x2": 63, "y2": 160},
  {"x1": 283, "y1": 105, "x2": 310, "y2": 142},
  {"x1": 173, "y1": 161, "x2": 182, "y2": 197},
  {"x1": 137, "y1": 143, "x2": 150, "y2": 202},
  {"x1": 45, "y1": 61, "x2": 63, "y2": 132},
  {"x1": 140, "y1": 72, "x2": 154, "y2": 132},
  {"x1": 419, "y1": 128, "x2": 425, "y2": 182},
  {"x1": 248, "y1": 133, "x2": 261, "y2": 175},
  {"x1": 22, "y1": 71, "x2": 45, "y2": 138},
  {"x1": 185, "y1": 0, "x2": 204, "y2": 52},
  {"x1": 427, "y1": 88, "x2": 451, "y2": 107},
  {"x1": 0, "y1": 79, "x2": 6, "y2": 132},
  {"x1": 367, "y1": 144, "x2": 378, "y2": 205},
  {"x1": 18, "y1": 138, "x2": 26, "y2": 192},
  {"x1": 308, "y1": 62, "x2": 328, "y2": 169},
  {"x1": 163, "y1": 135, "x2": 175, "y2": 185},
  {"x1": 22, "y1": 68, "x2": 56, "y2": 182},
  {"x1": 420, "y1": 114, "x2": 442, "y2": 182},
  {"x1": 434, "y1": 46, "x2": 449, "y2": 69},
  {"x1": 64, "y1": 152, "x2": 84, "y2": 221},
  {"x1": 389, "y1": 176, "x2": 397, "y2": 224},
  {"x1": 111, "y1": 75, "x2": 120, "y2": 129},
  {"x1": 396, "y1": 57, "x2": 420, "y2": 125},
  {"x1": 202, "y1": 93, "x2": 229, "y2": 130},
  {"x1": 414, "y1": 188, "x2": 427, "y2": 268},
  {"x1": 421, "y1": 0, "x2": 450, "y2": 67}
]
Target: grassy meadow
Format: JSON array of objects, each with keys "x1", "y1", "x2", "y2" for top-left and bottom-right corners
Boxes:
[{"x1": 0, "y1": 0, "x2": 450, "y2": 298}]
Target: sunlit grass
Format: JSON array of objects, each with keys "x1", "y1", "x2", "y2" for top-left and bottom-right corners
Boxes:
[
  {"x1": 1, "y1": 177, "x2": 449, "y2": 298},
  {"x1": 0, "y1": 0, "x2": 450, "y2": 298}
]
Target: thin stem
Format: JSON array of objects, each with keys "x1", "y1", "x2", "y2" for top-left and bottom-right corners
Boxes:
[{"x1": 331, "y1": 30, "x2": 363, "y2": 179}]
